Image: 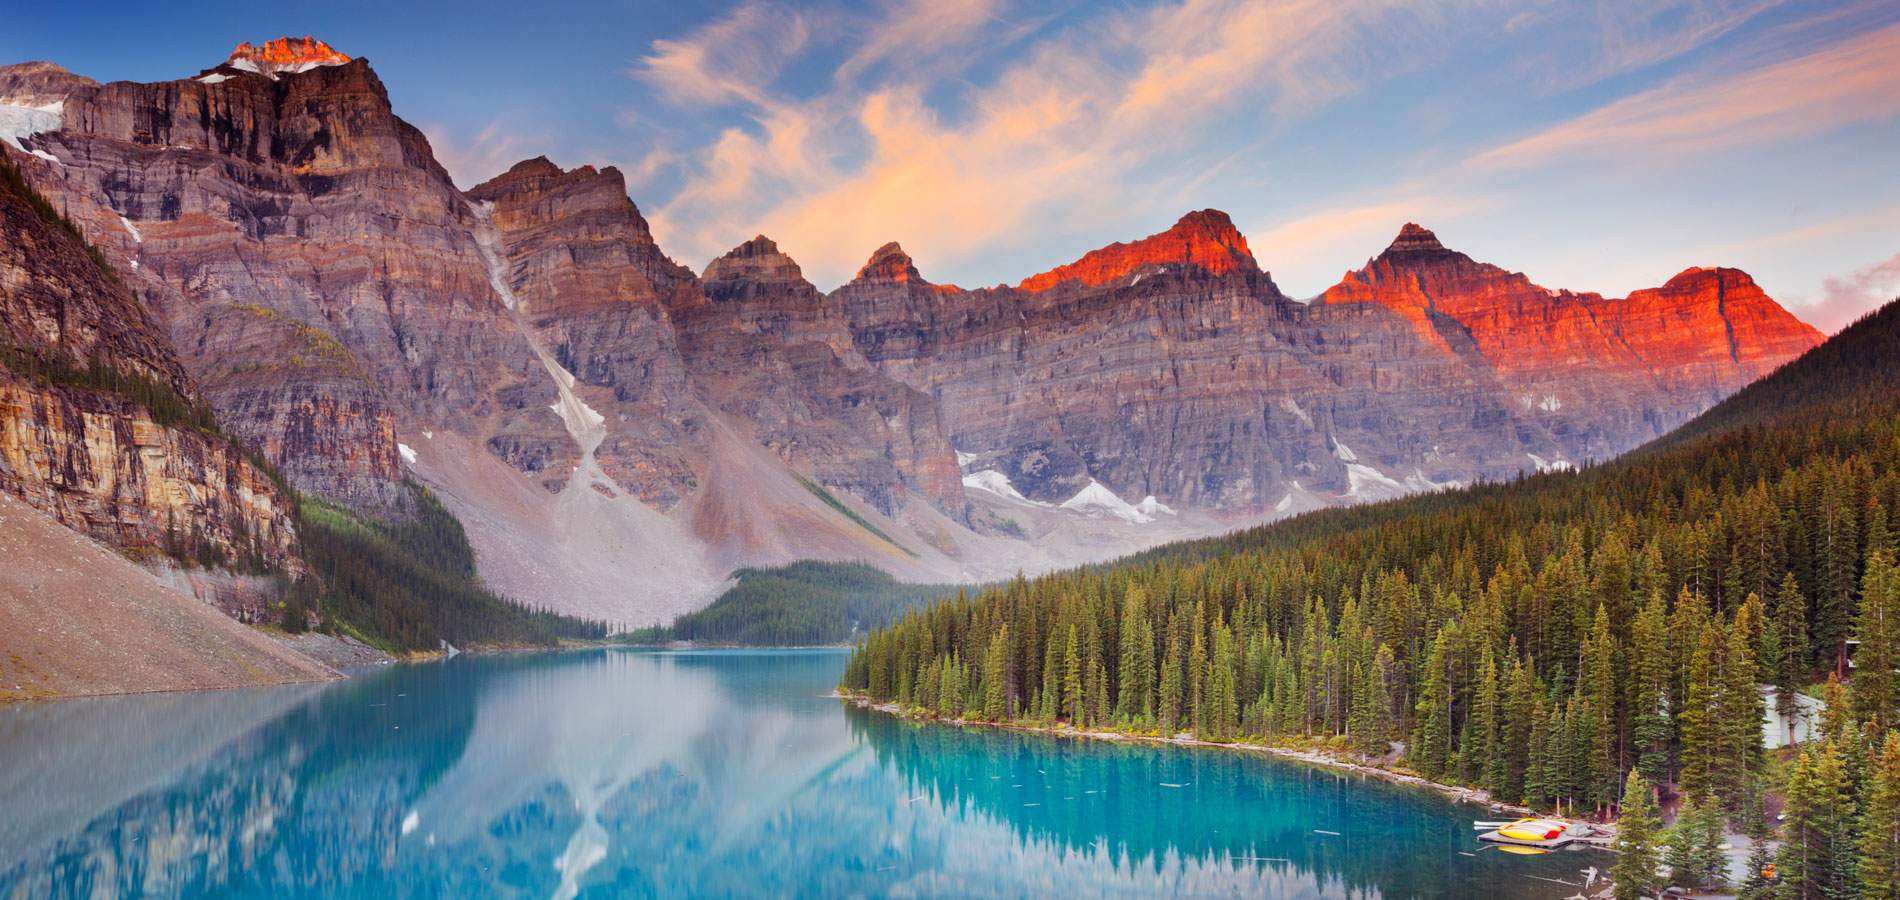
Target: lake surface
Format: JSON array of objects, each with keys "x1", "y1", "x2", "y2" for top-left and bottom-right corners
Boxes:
[{"x1": 0, "y1": 649, "x2": 1604, "y2": 898}]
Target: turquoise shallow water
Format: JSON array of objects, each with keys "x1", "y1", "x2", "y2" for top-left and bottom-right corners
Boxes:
[{"x1": 0, "y1": 649, "x2": 1603, "y2": 898}]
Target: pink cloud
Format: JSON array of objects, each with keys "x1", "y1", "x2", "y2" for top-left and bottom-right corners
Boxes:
[{"x1": 1806, "y1": 252, "x2": 1900, "y2": 333}]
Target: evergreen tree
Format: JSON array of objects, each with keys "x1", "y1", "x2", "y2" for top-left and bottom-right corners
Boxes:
[
  {"x1": 1500, "y1": 653, "x2": 1536, "y2": 803},
  {"x1": 1611, "y1": 769, "x2": 1663, "y2": 900},
  {"x1": 1116, "y1": 587, "x2": 1156, "y2": 723},
  {"x1": 1780, "y1": 743, "x2": 1859, "y2": 899},
  {"x1": 1040, "y1": 630, "x2": 1061, "y2": 724},
  {"x1": 1861, "y1": 731, "x2": 1900, "y2": 900},
  {"x1": 1776, "y1": 571, "x2": 1813, "y2": 745},
  {"x1": 1629, "y1": 593, "x2": 1674, "y2": 786},
  {"x1": 1737, "y1": 838, "x2": 1779, "y2": 900},
  {"x1": 1410, "y1": 630, "x2": 1454, "y2": 781},
  {"x1": 1856, "y1": 550, "x2": 1899, "y2": 732},
  {"x1": 1679, "y1": 621, "x2": 1723, "y2": 801},
  {"x1": 1720, "y1": 600, "x2": 1768, "y2": 826},
  {"x1": 1159, "y1": 625, "x2": 1185, "y2": 733},
  {"x1": 1352, "y1": 644, "x2": 1396, "y2": 757},
  {"x1": 982, "y1": 625, "x2": 1012, "y2": 721},
  {"x1": 1579, "y1": 604, "x2": 1619, "y2": 809},
  {"x1": 1064, "y1": 624, "x2": 1083, "y2": 724},
  {"x1": 1662, "y1": 795, "x2": 1728, "y2": 891},
  {"x1": 1207, "y1": 621, "x2": 1238, "y2": 740},
  {"x1": 1459, "y1": 646, "x2": 1500, "y2": 786}
]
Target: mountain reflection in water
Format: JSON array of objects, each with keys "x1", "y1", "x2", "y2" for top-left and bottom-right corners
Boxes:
[{"x1": 0, "y1": 649, "x2": 1595, "y2": 898}]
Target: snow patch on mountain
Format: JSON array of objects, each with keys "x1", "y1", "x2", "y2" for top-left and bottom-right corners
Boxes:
[
  {"x1": 1279, "y1": 397, "x2": 1313, "y2": 428},
  {"x1": 1060, "y1": 480, "x2": 1163, "y2": 524},
  {"x1": 118, "y1": 216, "x2": 141, "y2": 243},
  {"x1": 398, "y1": 443, "x2": 417, "y2": 465},
  {"x1": 1332, "y1": 440, "x2": 1359, "y2": 463},
  {"x1": 1135, "y1": 495, "x2": 1176, "y2": 518},
  {"x1": 1403, "y1": 468, "x2": 1464, "y2": 493},
  {"x1": 0, "y1": 100, "x2": 61, "y2": 153},
  {"x1": 962, "y1": 469, "x2": 1045, "y2": 506},
  {"x1": 1274, "y1": 481, "x2": 1329, "y2": 517},
  {"x1": 1344, "y1": 462, "x2": 1406, "y2": 501},
  {"x1": 1528, "y1": 453, "x2": 1576, "y2": 474}
]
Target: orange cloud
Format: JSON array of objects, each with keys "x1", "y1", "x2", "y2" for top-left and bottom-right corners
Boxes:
[{"x1": 646, "y1": 0, "x2": 1433, "y2": 287}]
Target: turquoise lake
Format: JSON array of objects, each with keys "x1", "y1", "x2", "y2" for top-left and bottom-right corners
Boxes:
[{"x1": 0, "y1": 649, "x2": 1606, "y2": 897}]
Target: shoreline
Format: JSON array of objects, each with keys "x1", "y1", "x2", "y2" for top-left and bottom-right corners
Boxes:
[{"x1": 836, "y1": 692, "x2": 1541, "y2": 818}]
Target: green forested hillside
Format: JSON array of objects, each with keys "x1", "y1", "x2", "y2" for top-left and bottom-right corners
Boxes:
[
  {"x1": 630, "y1": 561, "x2": 963, "y2": 646},
  {"x1": 844, "y1": 300, "x2": 1900, "y2": 892},
  {"x1": 293, "y1": 487, "x2": 608, "y2": 652}
]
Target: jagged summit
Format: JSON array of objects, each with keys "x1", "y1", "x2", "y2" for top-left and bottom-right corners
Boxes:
[
  {"x1": 729, "y1": 235, "x2": 781, "y2": 258},
  {"x1": 854, "y1": 241, "x2": 927, "y2": 285},
  {"x1": 469, "y1": 156, "x2": 566, "y2": 192},
  {"x1": 703, "y1": 234, "x2": 806, "y2": 285},
  {"x1": 230, "y1": 36, "x2": 351, "y2": 68},
  {"x1": 1383, "y1": 223, "x2": 1446, "y2": 255},
  {"x1": 467, "y1": 157, "x2": 631, "y2": 203},
  {"x1": 1662, "y1": 265, "x2": 1753, "y2": 290},
  {"x1": 1017, "y1": 208, "x2": 1258, "y2": 292},
  {"x1": 219, "y1": 37, "x2": 352, "y2": 78}
]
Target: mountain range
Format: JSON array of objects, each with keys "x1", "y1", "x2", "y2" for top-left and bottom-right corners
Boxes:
[{"x1": 0, "y1": 38, "x2": 1823, "y2": 625}]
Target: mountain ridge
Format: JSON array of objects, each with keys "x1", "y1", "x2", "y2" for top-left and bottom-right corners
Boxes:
[{"x1": 0, "y1": 41, "x2": 1825, "y2": 622}]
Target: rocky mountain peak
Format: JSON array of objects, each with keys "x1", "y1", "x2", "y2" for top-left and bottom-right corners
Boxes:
[
  {"x1": 703, "y1": 235, "x2": 807, "y2": 285},
  {"x1": 0, "y1": 61, "x2": 96, "y2": 101},
  {"x1": 225, "y1": 37, "x2": 352, "y2": 75},
  {"x1": 854, "y1": 241, "x2": 927, "y2": 285},
  {"x1": 1384, "y1": 222, "x2": 1445, "y2": 254},
  {"x1": 468, "y1": 156, "x2": 568, "y2": 195},
  {"x1": 1662, "y1": 265, "x2": 1752, "y2": 291},
  {"x1": 733, "y1": 235, "x2": 781, "y2": 257},
  {"x1": 1017, "y1": 208, "x2": 1258, "y2": 292}
]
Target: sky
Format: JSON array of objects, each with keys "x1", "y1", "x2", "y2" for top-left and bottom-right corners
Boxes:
[{"x1": 5, "y1": 0, "x2": 1898, "y2": 330}]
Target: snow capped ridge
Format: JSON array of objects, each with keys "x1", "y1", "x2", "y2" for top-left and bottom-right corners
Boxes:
[
  {"x1": 215, "y1": 37, "x2": 352, "y2": 81},
  {"x1": 960, "y1": 466, "x2": 1174, "y2": 526},
  {"x1": 1060, "y1": 479, "x2": 1171, "y2": 524}
]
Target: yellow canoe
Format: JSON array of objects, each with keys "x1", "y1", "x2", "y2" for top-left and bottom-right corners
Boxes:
[{"x1": 1495, "y1": 818, "x2": 1567, "y2": 842}]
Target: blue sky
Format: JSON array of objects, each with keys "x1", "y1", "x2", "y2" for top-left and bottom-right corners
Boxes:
[{"x1": 6, "y1": 0, "x2": 1899, "y2": 328}]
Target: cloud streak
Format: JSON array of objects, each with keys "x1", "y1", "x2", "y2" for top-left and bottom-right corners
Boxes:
[{"x1": 1475, "y1": 19, "x2": 1900, "y2": 168}]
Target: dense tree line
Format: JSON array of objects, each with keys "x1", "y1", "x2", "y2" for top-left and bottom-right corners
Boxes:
[
  {"x1": 294, "y1": 488, "x2": 607, "y2": 652},
  {"x1": 843, "y1": 302, "x2": 1900, "y2": 858},
  {"x1": 629, "y1": 561, "x2": 962, "y2": 646}
]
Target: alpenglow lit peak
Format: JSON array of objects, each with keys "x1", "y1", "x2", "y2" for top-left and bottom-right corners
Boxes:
[{"x1": 212, "y1": 37, "x2": 352, "y2": 80}]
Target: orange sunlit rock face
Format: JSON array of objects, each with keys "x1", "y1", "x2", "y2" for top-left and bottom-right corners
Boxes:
[
  {"x1": 1321, "y1": 223, "x2": 1822, "y2": 384},
  {"x1": 1017, "y1": 209, "x2": 1258, "y2": 292},
  {"x1": 1320, "y1": 223, "x2": 1824, "y2": 456},
  {"x1": 229, "y1": 37, "x2": 351, "y2": 68}
]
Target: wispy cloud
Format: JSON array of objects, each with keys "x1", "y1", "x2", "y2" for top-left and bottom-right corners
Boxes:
[
  {"x1": 1806, "y1": 251, "x2": 1900, "y2": 332},
  {"x1": 1476, "y1": 19, "x2": 1900, "y2": 168},
  {"x1": 422, "y1": 120, "x2": 537, "y2": 189},
  {"x1": 833, "y1": 0, "x2": 1008, "y2": 84},
  {"x1": 633, "y1": 0, "x2": 812, "y2": 107},
  {"x1": 642, "y1": 0, "x2": 1442, "y2": 286}
]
